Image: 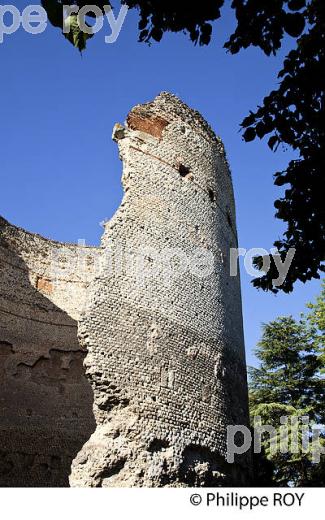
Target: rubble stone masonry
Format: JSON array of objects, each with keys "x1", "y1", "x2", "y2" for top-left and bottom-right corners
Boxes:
[{"x1": 0, "y1": 93, "x2": 250, "y2": 487}]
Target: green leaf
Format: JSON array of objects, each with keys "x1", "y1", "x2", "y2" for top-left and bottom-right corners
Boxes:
[{"x1": 63, "y1": 14, "x2": 94, "y2": 53}]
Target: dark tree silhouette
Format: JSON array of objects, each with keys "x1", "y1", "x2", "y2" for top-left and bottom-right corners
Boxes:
[{"x1": 41, "y1": 1, "x2": 325, "y2": 293}]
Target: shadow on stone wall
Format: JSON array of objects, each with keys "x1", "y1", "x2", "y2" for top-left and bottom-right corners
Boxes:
[{"x1": 0, "y1": 237, "x2": 95, "y2": 487}]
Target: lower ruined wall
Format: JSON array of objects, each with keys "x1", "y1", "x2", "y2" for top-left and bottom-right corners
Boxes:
[{"x1": 0, "y1": 217, "x2": 100, "y2": 486}]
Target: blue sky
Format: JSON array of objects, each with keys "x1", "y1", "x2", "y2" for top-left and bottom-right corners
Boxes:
[{"x1": 1, "y1": 2, "x2": 321, "y2": 366}]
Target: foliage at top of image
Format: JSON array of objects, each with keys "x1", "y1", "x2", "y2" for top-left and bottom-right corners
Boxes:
[{"x1": 41, "y1": 1, "x2": 324, "y2": 294}]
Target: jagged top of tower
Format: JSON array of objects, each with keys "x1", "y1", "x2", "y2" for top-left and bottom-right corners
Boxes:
[{"x1": 126, "y1": 92, "x2": 221, "y2": 145}]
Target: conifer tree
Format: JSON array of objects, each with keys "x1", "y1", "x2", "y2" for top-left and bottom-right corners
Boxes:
[{"x1": 249, "y1": 285, "x2": 325, "y2": 485}]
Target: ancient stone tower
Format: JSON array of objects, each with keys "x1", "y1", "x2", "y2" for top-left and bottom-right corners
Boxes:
[
  {"x1": 70, "y1": 93, "x2": 251, "y2": 486},
  {"x1": 0, "y1": 93, "x2": 250, "y2": 487}
]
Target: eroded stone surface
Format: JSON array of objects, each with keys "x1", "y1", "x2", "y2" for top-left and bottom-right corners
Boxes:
[
  {"x1": 0, "y1": 93, "x2": 251, "y2": 487},
  {"x1": 70, "y1": 93, "x2": 251, "y2": 487},
  {"x1": 0, "y1": 218, "x2": 99, "y2": 486}
]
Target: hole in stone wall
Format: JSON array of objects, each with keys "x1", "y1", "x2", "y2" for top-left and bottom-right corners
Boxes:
[
  {"x1": 148, "y1": 439, "x2": 170, "y2": 453},
  {"x1": 98, "y1": 457, "x2": 126, "y2": 484},
  {"x1": 178, "y1": 164, "x2": 191, "y2": 178},
  {"x1": 208, "y1": 189, "x2": 215, "y2": 202}
]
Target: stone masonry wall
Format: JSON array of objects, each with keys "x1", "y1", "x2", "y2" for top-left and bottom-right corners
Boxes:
[
  {"x1": 70, "y1": 93, "x2": 251, "y2": 487},
  {"x1": 0, "y1": 217, "x2": 100, "y2": 486}
]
